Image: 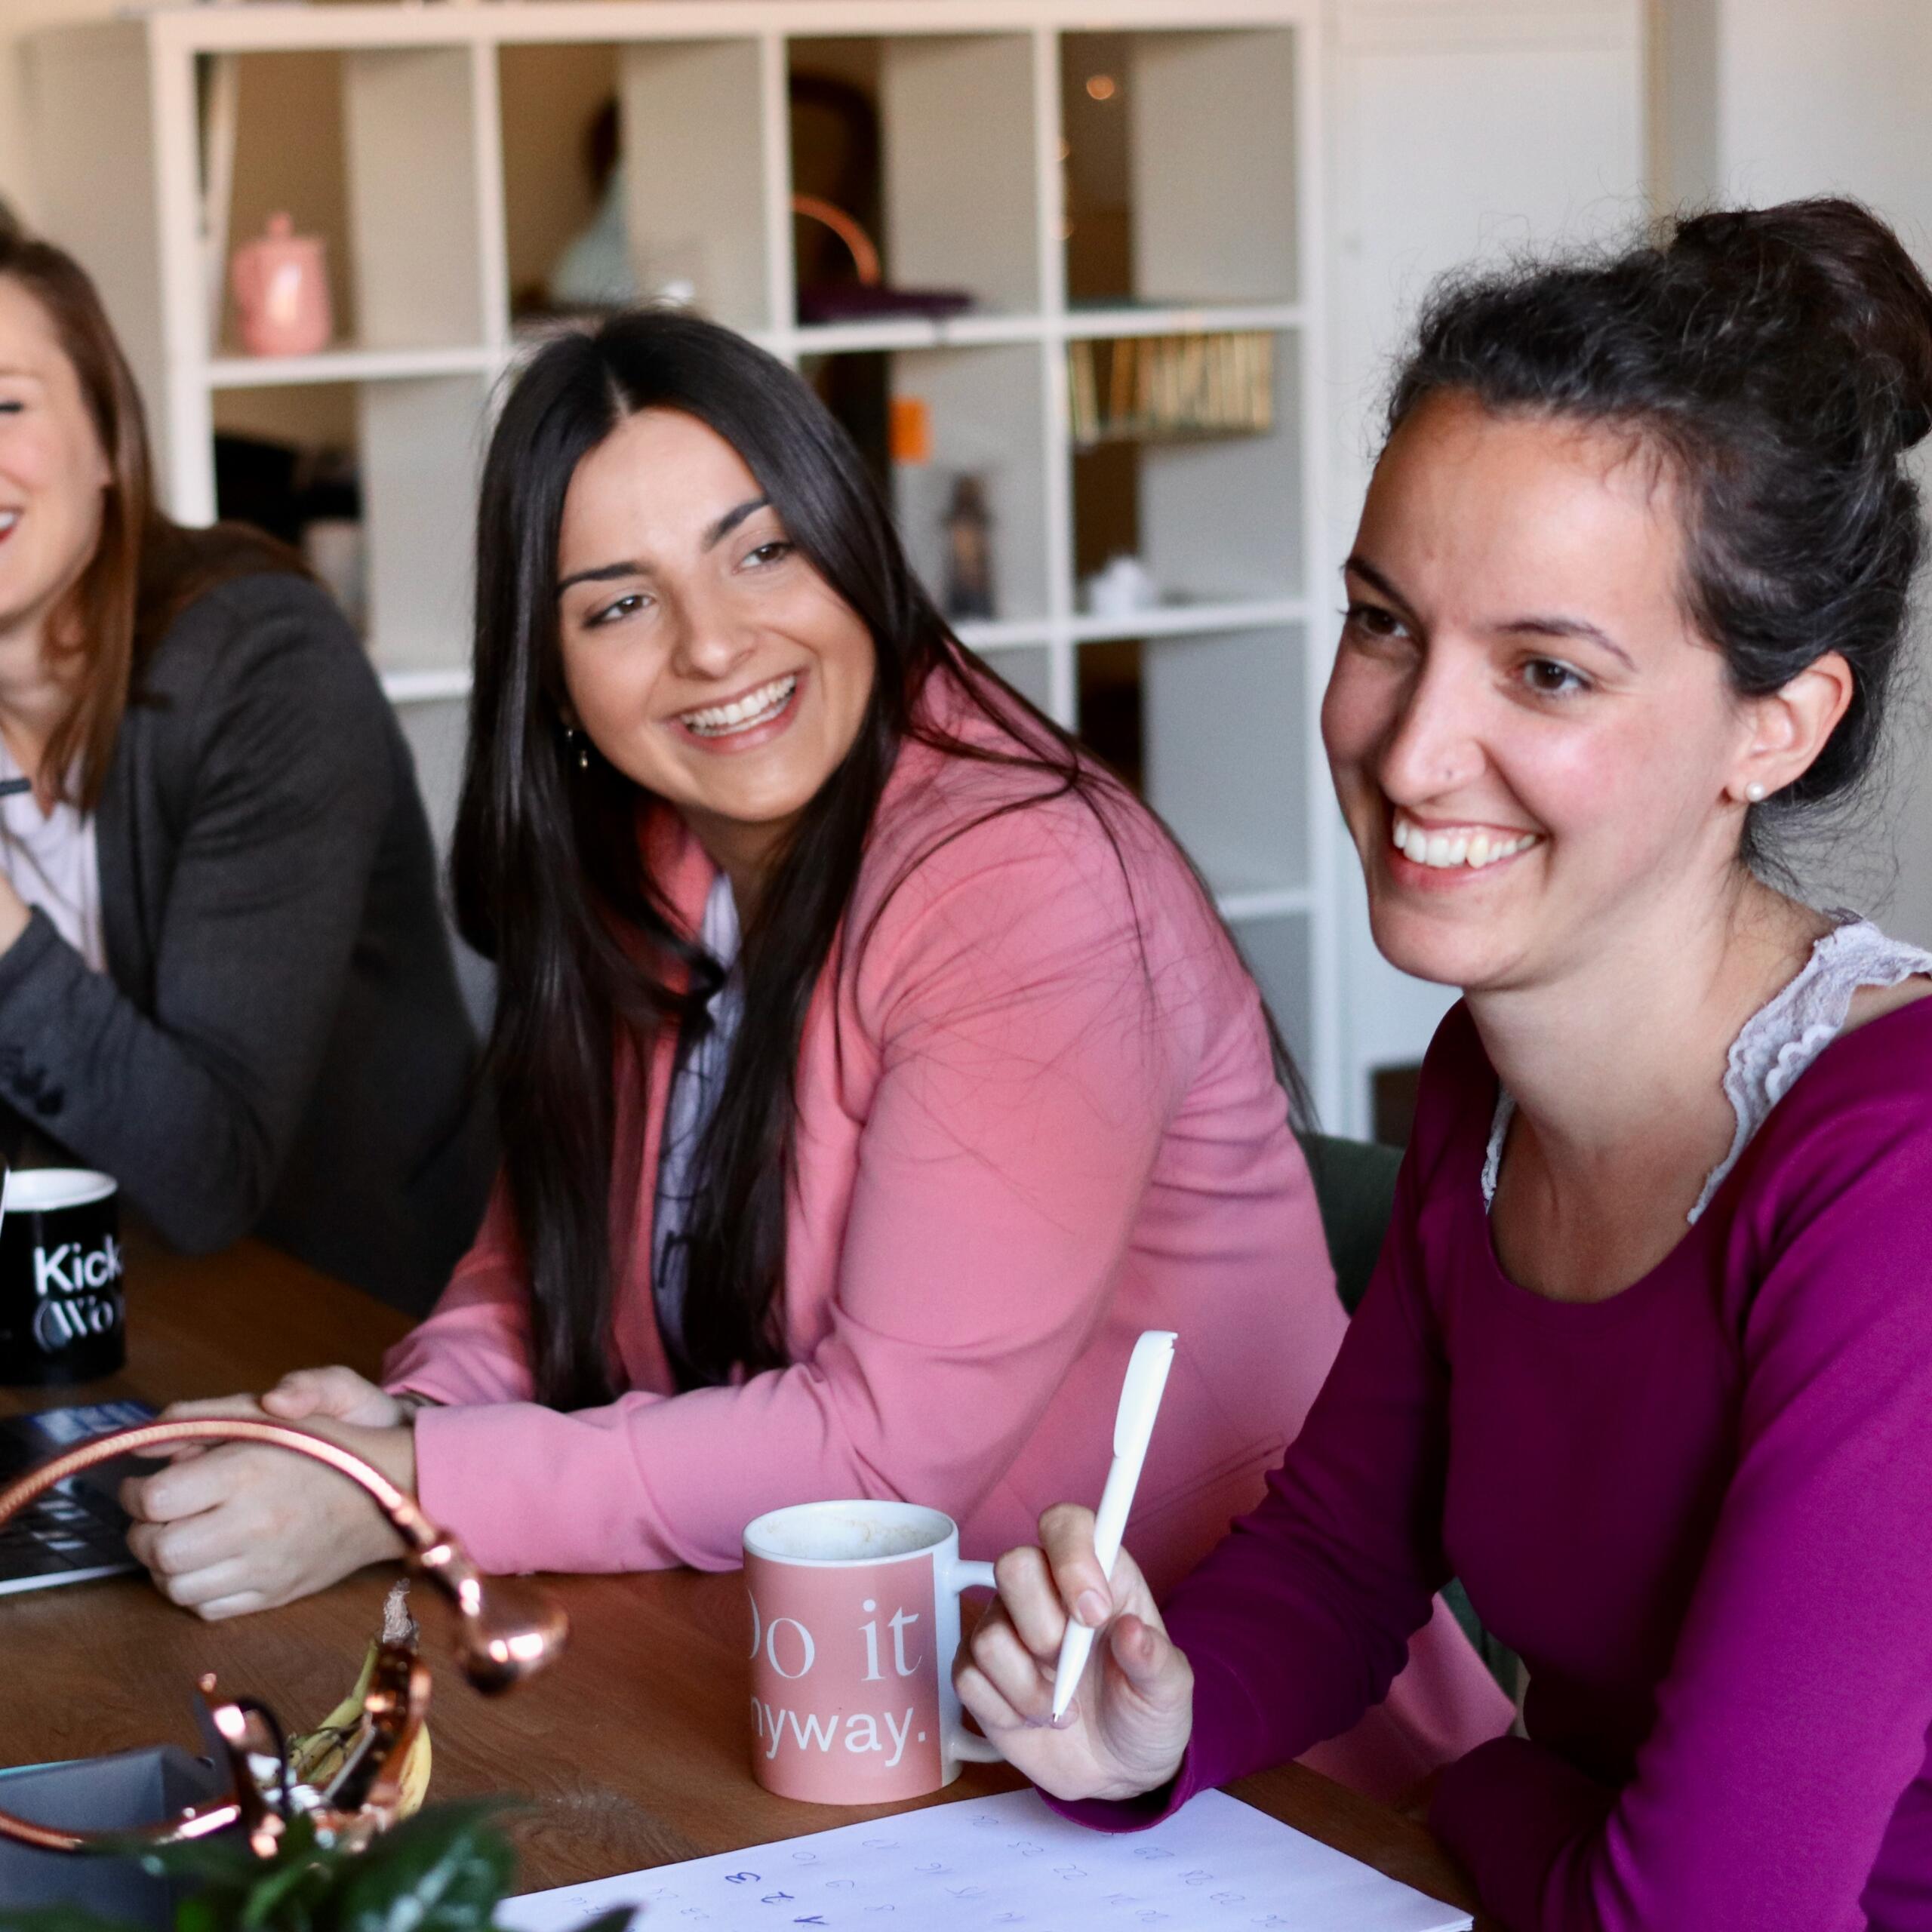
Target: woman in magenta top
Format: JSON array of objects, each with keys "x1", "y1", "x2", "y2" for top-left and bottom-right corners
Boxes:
[
  {"x1": 957, "y1": 199, "x2": 1932, "y2": 1928},
  {"x1": 118, "y1": 309, "x2": 1507, "y2": 1795}
]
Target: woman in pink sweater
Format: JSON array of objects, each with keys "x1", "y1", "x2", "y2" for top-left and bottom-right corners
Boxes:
[{"x1": 121, "y1": 311, "x2": 1508, "y2": 1793}]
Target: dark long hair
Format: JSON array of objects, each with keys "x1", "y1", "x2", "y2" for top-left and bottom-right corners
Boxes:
[
  {"x1": 456, "y1": 309, "x2": 1306, "y2": 1407},
  {"x1": 1386, "y1": 198, "x2": 1932, "y2": 859},
  {"x1": 0, "y1": 224, "x2": 298, "y2": 808}
]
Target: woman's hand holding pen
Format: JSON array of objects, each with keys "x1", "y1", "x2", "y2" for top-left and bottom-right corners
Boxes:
[
  {"x1": 119, "y1": 1367, "x2": 421, "y2": 1620},
  {"x1": 953, "y1": 1503, "x2": 1196, "y2": 1804}
]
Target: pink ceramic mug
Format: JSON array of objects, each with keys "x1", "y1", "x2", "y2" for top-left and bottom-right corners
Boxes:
[{"x1": 743, "y1": 1500, "x2": 1005, "y2": 1803}]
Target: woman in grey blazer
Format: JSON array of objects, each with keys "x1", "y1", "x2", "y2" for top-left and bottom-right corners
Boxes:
[{"x1": 0, "y1": 226, "x2": 490, "y2": 1311}]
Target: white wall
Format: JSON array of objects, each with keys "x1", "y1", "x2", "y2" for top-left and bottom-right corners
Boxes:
[
  {"x1": 1660, "y1": 0, "x2": 1932, "y2": 225},
  {"x1": 1657, "y1": 0, "x2": 1932, "y2": 946}
]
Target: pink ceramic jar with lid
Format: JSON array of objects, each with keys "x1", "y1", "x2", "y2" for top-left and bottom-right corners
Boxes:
[{"x1": 230, "y1": 213, "x2": 332, "y2": 358}]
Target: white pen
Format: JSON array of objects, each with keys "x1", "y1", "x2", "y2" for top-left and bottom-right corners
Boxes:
[{"x1": 1050, "y1": 1328, "x2": 1177, "y2": 1721}]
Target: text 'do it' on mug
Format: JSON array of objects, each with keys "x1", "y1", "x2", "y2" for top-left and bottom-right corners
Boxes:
[
  {"x1": 743, "y1": 1500, "x2": 1004, "y2": 1804},
  {"x1": 0, "y1": 1169, "x2": 124, "y2": 1386}
]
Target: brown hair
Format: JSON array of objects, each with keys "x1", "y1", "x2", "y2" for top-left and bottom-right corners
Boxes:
[{"x1": 0, "y1": 226, "x2": 301, "y2": 810}]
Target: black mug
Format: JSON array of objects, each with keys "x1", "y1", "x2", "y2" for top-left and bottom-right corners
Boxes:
[{"x1": 0, "y1": 1170, "x2": 124, "y2": 1385}]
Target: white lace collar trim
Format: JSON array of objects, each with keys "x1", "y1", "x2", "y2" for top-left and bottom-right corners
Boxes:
[{"x1": 1480, "y1": 918, "x2": 1932, "y2": 1223}]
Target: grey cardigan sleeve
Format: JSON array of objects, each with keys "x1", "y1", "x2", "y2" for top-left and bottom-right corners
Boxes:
[{"x1": 0, "y1": 580, "x2": 396, "y2": 1252}]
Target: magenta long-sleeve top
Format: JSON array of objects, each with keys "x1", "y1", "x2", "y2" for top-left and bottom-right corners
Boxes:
[{"x1": 1071, "y1": 998, "x2": 1932, "y2": 1930}]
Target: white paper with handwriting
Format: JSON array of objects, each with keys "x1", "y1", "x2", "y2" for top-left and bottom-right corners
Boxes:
[{"x1": 497, "y1": 1788, "x2": 1473, "y2": 1932}]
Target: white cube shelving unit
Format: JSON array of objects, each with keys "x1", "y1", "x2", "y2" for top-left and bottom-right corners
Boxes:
[{"x1": 28, "y1": 0, "x2": 1337, "y2": 1120}]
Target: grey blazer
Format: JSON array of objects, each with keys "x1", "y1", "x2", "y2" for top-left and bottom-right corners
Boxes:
[{"x1": 0, "y1": 570, "x2": 493, "y2": 1313}]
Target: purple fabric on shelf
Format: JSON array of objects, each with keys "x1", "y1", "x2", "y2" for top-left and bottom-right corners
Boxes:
[
  {"x1": 1051, "y1": 996, "x2": 1932, "y2": 1930},
  {"x1": 795, "y1": 285, "x2": 973, "y2": 323}
]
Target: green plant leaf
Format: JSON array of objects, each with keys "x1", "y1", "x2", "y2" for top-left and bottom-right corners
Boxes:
[
  {"x1": 237, "y1": 1843, "x2": 337, "y2": 1931},
  {"x1": 123, "y1": 1815, "x2": 323, "y2": 1894},
  {"x1": 328, "y1": 1803, "x2": 518, "y2": 1932},
  {"x1": 0, "y1": 1801, "x2": 539, "y2": 1932}
]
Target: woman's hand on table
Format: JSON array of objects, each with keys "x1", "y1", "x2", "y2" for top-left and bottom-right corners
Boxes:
[
  {"x1": 118, "y1": 1367, "x2": 422, "y2": 1620},
  {"x1": 954, "y1": 1503, "x2": 1195, "y2": 1804},
  {"x1": 258, "y1": 1364, "x2": 418, "y2": 1429}
]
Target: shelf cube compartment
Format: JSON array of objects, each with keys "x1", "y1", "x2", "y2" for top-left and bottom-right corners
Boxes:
[
  {"x1": 1061, "y1": 28, "x2": 1299, "y2": 309},
  {"x1": 342, "y1": 46, "x2": 495, "y2": 351},
  {"x1": 879, "y1": 34, "x2": 1041, "y2": 318},
  {"x1": 211, "y1": 374, "x2": 485, "y2": 681},
  {"x1": 498, "y1": 43, "x2": 626, "y2": 317},
  {"x1": 1071, "y1": 331, "x2": 1303, "y2": 606},
  {"x1": 789, "y1": 35, "x2": 1040, "y2": 325},
  {"x1": 884, "y1": 344, "x2": 1052, "y2": 627},
  {"x1": 212, "y1": 378, "x2": 365, "y2": 620},
  {"x1": 208, "y1": 47, "x2": 494, "y2": 359},
  {"x1": 360, "y1": 376, "x2": 489, "y2": 678},
  {"x1": 1231, "y1": 909, "x2": 1315, "y2": 1076},
  {"x1": 1078, "y1": 625, "x2": 1307, "y2": 905},
  {"x1": 788, "y1": 38, "x2": 882, "y2": 319},
  {"x1": 210, "y1": 52, "x2": 356, "y2": 358},
  {"x1": 503, "y1": 39, "x2": 773, "y2": 326},
  {"x1": 617, "y1": 39, "x2": 775, "y2": 331}
]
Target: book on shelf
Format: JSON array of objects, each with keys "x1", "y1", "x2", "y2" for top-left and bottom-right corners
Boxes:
[{"x1": 1067, "y1": 330, "x2": 1273, "y2": 449}]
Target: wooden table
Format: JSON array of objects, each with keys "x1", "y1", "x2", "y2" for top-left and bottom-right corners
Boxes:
[{"x1": 0, "y1": 1233, "x2": 1490, "y2": 1924}]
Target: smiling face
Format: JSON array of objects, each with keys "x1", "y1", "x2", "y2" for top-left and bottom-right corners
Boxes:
[
  {"x1": 1321, "y1": 390, "x2": 1767, "y2": 995},
  {"x1": 0, "y1": 275, "x2": 111, "y2": 653},
  {"x1": 554, "y1": 406, "x2": 877, "y2": 887}
]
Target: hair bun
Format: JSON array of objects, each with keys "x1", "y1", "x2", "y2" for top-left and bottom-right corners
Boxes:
[{"x1": 1671, "y1": 198, "x2": 1932, "y2": 454}]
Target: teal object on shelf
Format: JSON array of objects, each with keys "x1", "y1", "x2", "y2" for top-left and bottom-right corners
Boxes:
[{"x1": 547, "y1": 174, "x2": 637, "y2": 310}]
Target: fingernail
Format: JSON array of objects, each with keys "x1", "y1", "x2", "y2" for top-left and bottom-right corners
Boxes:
[{"x1": 1075, "y1": 1589, "x2": 1109, "y2": 1628}]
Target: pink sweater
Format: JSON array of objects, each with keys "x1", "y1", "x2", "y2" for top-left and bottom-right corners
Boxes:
[{"x1": 383, "y1": 687, "x2": 1511, "y2": 1794}]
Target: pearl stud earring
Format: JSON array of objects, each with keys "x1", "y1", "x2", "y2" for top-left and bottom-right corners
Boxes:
[{"x1": 1744, "y1": 780, "x2": 1767, "y2": 804}]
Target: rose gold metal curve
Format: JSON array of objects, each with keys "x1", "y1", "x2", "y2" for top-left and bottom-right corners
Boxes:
[
  {"x1": 790, "y1": 193, "x2": 882, "y2": 286},
  {"x1": 0, "y1": 1417, "x2": 567, "y2": 1857}
]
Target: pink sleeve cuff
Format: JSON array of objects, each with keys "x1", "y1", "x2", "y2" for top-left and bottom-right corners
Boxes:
[
  {"x1": 406, "y1": 1392, "x2": 696, "y2": 1576},
  {"x1": 382, "y1": 1318, "x2": 534, "y2": 1409}
]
